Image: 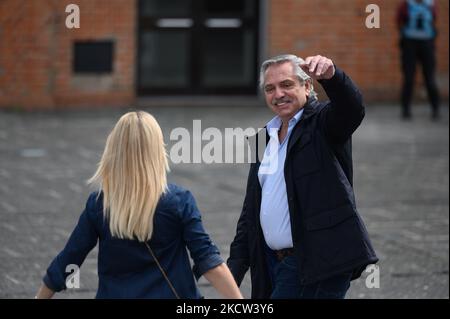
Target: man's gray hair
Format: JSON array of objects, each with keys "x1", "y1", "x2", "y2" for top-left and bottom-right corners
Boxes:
[{"x1": 259, "y1": 54, "x2": 318, "y2": 100}]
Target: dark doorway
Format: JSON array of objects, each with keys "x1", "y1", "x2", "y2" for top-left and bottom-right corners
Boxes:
[{"x1": 137, "y1": 0, "x2": 259, "y2": 95}]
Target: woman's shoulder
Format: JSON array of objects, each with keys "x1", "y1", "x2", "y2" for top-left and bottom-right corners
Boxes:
[
  {"x1": 158, "y1": 183, "x2": 195, "y2": 210},
  {"x1": 166, "y1": 183, "x2": 189, "y2": 195},
  {"x1": 86, "y1": 191, "x2": 103, "y2": 209},
  {"x1": 83, "y1": 191, "x2": 105, "y2": 222}
]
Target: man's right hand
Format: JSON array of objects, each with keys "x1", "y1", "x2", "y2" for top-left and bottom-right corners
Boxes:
[{"x1": 300, "y1": 55, "x2": 335, "y2": 80}]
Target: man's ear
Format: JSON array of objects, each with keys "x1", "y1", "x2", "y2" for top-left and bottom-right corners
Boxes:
[{"x1": 305, "y1": 80, "x2": 312, "y2": 96}]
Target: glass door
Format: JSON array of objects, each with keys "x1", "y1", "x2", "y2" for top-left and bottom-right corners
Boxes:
[{"x1": 137, "y1": 0, "x2": 259, "y2": 95}]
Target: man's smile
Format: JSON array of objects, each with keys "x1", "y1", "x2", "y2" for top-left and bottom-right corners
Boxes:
[{"x1": 273, "y1": 99, "x2": 293, "y2": 108}]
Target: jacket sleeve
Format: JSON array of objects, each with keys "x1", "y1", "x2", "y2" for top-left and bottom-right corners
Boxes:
[
  {"x1": 226, "y1": 165, "x2": 253, "y2": 286},
  {"x1": 319, "y1": 66, "x2": 365, "y2": 144},
  {"x1": 179, "y1": 190, "x2": 224, "y2": 280},
  {"x1": 43, "y1": 193, "x2": 99, "y2": 292}
]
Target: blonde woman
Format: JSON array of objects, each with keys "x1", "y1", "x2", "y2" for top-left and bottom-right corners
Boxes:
[{"x1": 35, "y1": 111, "x2": 243, "y2": 299}]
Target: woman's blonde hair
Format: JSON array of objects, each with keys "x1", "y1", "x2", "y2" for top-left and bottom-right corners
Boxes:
[{"x1": 88, "y1": 111, "x2": 169, "y2": 242}]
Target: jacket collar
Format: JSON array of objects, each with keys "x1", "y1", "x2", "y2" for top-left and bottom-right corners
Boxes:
[
  {"x1": 299, "y1": 96, "x2": 320, "y2": 121},
  {"x1": 287, "y1": 97, "x2": 320, "y2": 153}
]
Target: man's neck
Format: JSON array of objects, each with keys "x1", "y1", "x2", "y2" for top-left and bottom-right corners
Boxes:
[
  {"x1": 279, "y1": 117, "x2": 292, "y2": 129},
  {"x1": 278, "y1": 121, "x2": 289, "y2": 143}
]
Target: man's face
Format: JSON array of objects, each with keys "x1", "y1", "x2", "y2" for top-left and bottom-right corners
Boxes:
[{"x1": 263, "y1": 62, "x2": 311, "y2": 123}]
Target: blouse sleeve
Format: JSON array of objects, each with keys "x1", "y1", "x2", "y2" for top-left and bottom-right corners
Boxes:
[
  {"x1": 178, "y1": 190, "x2": 223, "y2": 280},
  {"x1": 43, "y1": 193, "x2": 99, "y2": 291}
]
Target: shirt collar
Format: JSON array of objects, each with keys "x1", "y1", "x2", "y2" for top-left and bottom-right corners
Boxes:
[{"x1": 266, "y1": 108, "x2": 304, "y2": 133}]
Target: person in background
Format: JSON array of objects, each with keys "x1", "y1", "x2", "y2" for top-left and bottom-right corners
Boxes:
[
  {"x1": 397, "y1": 0, "x2": 440, "y2": 120},
  {"x1": 35, "y1": 111, "x2": 243, "y2": 299}
]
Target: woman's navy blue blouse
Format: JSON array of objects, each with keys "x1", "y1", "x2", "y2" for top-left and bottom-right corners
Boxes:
[{"x1": 43, "y1": 184, "x2": 223, "y2": 298}]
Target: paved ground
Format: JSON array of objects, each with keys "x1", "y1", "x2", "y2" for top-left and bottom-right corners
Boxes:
[{"x1": 0, "y1": 102, "x2": 448, "y2": 299}]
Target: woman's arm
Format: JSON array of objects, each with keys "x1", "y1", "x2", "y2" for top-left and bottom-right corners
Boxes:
[
  {"x1": 41, "y1": 193, "x2": 99, "y2": 294},
  {"x1": 178, "y1": 189, "x2": 243, "y2": 298},
  {"x1": 35, "y1": 283, "x2": 55, "y2": 299},
  {"x1": 203, "y1": 263, "x2": 243, "y2": 299}
]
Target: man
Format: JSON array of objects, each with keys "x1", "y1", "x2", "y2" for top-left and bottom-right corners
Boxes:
[
  {"x1": 397, "y1": 0, "x2": 440, "y2": 120},
  {"x1": 227, "y1": 54, "x2": 378, "y2": 299}
]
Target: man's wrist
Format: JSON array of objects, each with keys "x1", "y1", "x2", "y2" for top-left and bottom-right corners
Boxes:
[{"x1": 318, "y1": 65, "x2": 342, "y2": 85}]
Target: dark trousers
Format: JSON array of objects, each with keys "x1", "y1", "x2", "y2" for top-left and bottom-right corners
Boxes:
[
  {"x1": 265, "y1": 248, "x2": 351, "y2": 299},
  {"x1": 400, "y1": 38, "x2": 440, "y2": 118}
]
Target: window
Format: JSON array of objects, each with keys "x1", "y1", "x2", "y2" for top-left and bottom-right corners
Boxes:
[
  {"x1": 137, "y1": 0, "x2": 259, "y2": 95},
  {"x1": 73, "y1": 41, "x2": 114, "y2": 74}
]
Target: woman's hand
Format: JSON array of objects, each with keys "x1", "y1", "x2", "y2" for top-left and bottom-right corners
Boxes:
[{"x1": 35, "y1": 283, "x2": 55, "y2": 299}]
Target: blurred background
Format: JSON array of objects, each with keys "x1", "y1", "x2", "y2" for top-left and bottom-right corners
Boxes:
[
  {"x1": 0, "y1": 0, "x2": 448, "y2": 108},
  {"x1": 0, "y1": 0, "x2": 448, "y2": 299}
]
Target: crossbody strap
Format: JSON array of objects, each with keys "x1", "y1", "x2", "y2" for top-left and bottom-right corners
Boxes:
[{"x1": 144, "y1": 242, "x2": 180, "y2": 299}]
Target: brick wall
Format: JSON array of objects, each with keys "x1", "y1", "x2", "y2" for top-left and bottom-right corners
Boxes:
[
  {"x1": 0, "y1": 0, "x2": 448, "y2": 109},
  {"x1": 268, "y1": 0, "x2": 449, "y2": 102},
  {"x1": 0, "y1": 0, "x2": 136, "y2": 110}
]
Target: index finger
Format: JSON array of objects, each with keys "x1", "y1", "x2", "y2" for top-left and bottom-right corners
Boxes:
[
  {"x1": 300, "y1": 57, "x2": 312, "y2": 72},
  {"x1": 299, "y1": 63, "x2": 310, "y2": 73},
  {"x1": 303, "y1": 56, "x2": 314, "y2": 65}
]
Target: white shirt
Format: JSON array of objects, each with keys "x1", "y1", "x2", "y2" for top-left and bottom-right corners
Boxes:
[{"x1": 258, "y1": 109, "x2": 303, "y2": 250}]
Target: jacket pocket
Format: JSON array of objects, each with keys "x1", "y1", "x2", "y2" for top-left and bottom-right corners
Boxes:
[{"x1": 305, "y1": 204, "x2": 355, "y2": 231}]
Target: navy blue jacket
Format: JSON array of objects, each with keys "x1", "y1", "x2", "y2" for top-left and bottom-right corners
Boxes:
[
  {"x1": 44, "y1": 184, "x2": 223, "y2": 298},
  {"x1": 227, "y1": 68, "x2": 379, "y2": 299}
]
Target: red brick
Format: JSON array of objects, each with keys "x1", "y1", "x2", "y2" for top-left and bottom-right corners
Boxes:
[{"x1": 0, "y1": 0, "x2": 447, "y2": 109}]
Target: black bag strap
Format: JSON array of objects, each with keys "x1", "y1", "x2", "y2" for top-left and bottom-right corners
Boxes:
[{"x1": 144, "y1": 242, "x2": 180, "y2": 299}]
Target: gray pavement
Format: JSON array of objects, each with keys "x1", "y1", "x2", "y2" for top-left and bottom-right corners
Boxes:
[{"x1": 0, "y1": 102, "x2": 448, "y2": 299}]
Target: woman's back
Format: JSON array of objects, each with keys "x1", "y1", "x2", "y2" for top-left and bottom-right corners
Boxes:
[
  {"x1": 37, "y1": 111, "x2": 242, "y2": 299},
  {"x1": 44, "y1": 184, "x2": 223, "y2": 299}
]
